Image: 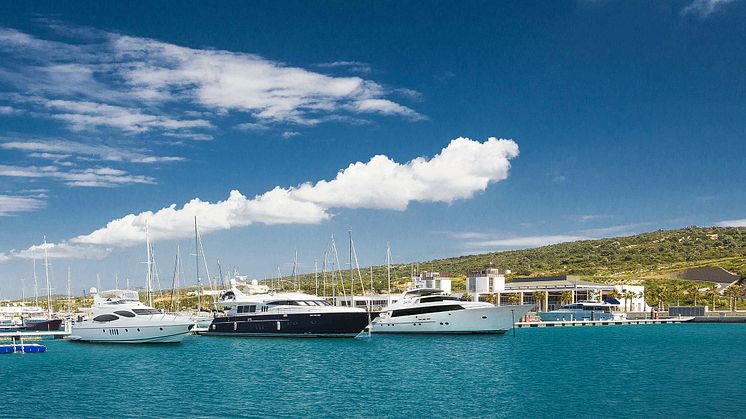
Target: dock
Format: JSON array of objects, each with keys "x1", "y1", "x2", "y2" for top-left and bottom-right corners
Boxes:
[
  {"x1": 0, "y1": 321, "x2": 72, "y2": 342},
  {"x1": 516, "y1": 317, "x2": 694, "y2": 328}
]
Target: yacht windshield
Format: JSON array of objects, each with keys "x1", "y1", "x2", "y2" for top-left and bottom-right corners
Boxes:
[
  {"x1": 419, "y1": 296, "x2": 459, "y2": 303},
  {"x1": 132, "y1": 308, "x2": 162, "y2": 315}
]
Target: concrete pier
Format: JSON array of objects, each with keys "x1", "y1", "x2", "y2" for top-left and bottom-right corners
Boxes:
[{"x1": 516, "y1": 317, "x2": 694, "y2": 328}]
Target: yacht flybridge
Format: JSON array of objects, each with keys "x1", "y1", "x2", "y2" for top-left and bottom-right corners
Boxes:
[
  {"x1": 69, "y1": 289, "x2": 193, "y2": 343},
  {"x1": 371, "y1": 288, "x2": 532, "y2": 334},
  {"x1": 201, "y1": 282, "x2": 371, "y2": 337}
]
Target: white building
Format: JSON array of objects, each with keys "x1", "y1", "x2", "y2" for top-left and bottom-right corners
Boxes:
[
  {"x1": 412, "y1": 271, "x2": 452, "y2": 293},
  {"x1": 612, "y1": 284, "x2": 647, "y2": 312},
  {"x1": 467, "y1": 268, "x2": 507, "y2": 296}
]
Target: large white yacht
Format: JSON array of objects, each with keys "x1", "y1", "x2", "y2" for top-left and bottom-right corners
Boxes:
[
  {"x1": 371, "y1": 288, "x2": 532, "y2": 334},
  {"x1": 538, "y1": 300, "x2": 626, "y2": 322},
  {"x1": 69, "y1": 289, "x2": 194, "y2": 343},
  {"x1": 201, "y1": 281, "x2": 371, "y2": 337}
]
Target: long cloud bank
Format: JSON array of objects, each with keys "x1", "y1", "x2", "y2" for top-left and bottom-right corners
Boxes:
[{"x1": 1, "y1": 137, "x2": 519, "y2": 261}]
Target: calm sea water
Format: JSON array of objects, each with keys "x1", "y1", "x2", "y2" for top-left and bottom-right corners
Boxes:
[{"x1": 2, "y1": 324, "x2": 745, "y2": 418}]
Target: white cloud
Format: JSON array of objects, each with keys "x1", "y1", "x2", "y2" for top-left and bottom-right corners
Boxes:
[
  {"x1": 351, "y1": 99, "x2": 426, "y2": 120},
  {"x1": 715, "y1": 219, "x2": 746, "y2": 227},
  {"x1": 579, "y1": 223, "x2": 650, "y2": 237},
  {"x1": 682, "y1": 0, "x2": 737, "y2": 17},
  {"x1": 281, "y1": 131, "x2": 300, "y2": 139},
  {"x1": 0, "y1": 194, "x2": 45, "y2": 216},
  {"x1": 0, "y1": 164, "x2": 154, "y2": 187},
  {"x1": 577, "y1": 214, "x2": 610, "y2": 222},
  {"x1": 316, "y1": 61, "x2": 373, "y2": 74},
  {"x1": 3, "y1": 136, "x2": 519, "y2": 259},
  {"x1": 0, "y1": 105, "x2": 19, "y2": 115},
  {"x1": 292, "y1": 137, "x2": 518, "y2": 210},
  {"x1": 468, "y1": 235, "x2": 590, "y2": 248},
  {"x1": 0, "y1": 139, "x2": 184, "y2": 163},
  {"x1": 43, "y1": 99, "x2": 213, "y2": 134},
  {"x1": 0, "y1": 25, "x2": 422, "y2": 135}
]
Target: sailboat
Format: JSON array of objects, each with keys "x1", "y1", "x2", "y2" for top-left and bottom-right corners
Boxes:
[{"x1": 23, "y1": 237, "x2": 62, "y2": 331}]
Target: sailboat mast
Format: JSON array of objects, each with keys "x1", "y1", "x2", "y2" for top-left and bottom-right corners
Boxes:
[
  {"x1": 43, "y1": 235, "x2": 51, "y2": 318},
  {"x1": 387, "y1": 243, "x2": 392, "y2": 306},
  {"x1": 67, "y1": 266, "x2": 72, "y2": 314},
  {"x1": 194, "y1": 216, "x2": 200, "y2": 313},
  {"x1": 314, "y1": 259, "x2": 319, "y2": 297},
  {"x1": 146, "y1": 225, "x2": 153, "y2": 307},
  {"x1": 349, "y1": 230, "x2": 354, "y2": 308},
  {"x1": 33, "y1": 257, "x2": 38, "y2": 306},
  {"x1": 293, "y1": 251, "x2": 298, "y2": 292},
  {"x1": 322, "y1": 252, "x2": 327, "y2": 299}
]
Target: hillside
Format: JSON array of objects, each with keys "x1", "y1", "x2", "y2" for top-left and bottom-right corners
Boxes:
[{"x1": 284, "y1": 226, "x2": 746, "y2": 293}]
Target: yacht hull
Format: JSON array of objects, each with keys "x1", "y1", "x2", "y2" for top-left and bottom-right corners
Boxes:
[
  {"x1": 372, "y1": 304, "x2": 532, "y2": 334},
  {"x1": 202, "y1": 312, "x2": 371, "y2": 338},
  {"x1": 23, "y1": 319, "x2": 63, "y2": 331},
  {"x1": 69, "y1": 322, "x2": 193, "y2": 343}
]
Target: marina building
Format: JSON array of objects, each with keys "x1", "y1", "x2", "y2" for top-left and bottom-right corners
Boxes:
[
  {"x1": 477, "y1": 275, "x2": 649, "y2": 312},
  {"x1": 412, "y1": 271, "x2": 452, "y2": 293},
  {"x1": 466, "y1": 268, "x2": 508, "y2": 294}
]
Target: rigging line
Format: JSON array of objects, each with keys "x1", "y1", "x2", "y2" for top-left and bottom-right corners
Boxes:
[
  {"x1": 170, "y1": 248, "x2": 179, "y2": 312},
  {"x1": 330, "y1": 234, "x2": 347, "y2": 299}
]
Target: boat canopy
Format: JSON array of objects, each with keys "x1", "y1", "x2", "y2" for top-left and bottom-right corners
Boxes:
[
  {"x1": 401, "y1": 288, "x2": 444, "y2": 298},
  {"x1": 97, "y1": 290, "x2": 140, "y2": 302}
]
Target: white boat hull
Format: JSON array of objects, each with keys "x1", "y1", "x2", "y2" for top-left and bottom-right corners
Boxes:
[
  {"x1": 69, "y1": 320, "x2": 193, "y2": 343},
  {"x1": 372, "y1": 304, "x2": 532, "y2": 334}
]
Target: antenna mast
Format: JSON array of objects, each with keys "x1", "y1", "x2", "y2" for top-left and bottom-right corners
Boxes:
[
  {"x1": 387, "y1": 242, "x2": 392, "y2": 306},
  {"x1": 32, "y1": 257, "x2": 38, "y2": 306},
  {"x1": 194, "y1": 216, "x2": 201, "y2": 313},
  {"x1": 43, "y1": 235, "x2": 52, "y2": 318}
]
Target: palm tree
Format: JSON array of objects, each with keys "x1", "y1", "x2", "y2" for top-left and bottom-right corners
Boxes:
[
  {"x1": 656, "y1": 284, "x2": 669, "y2": 311},
  {"x1": 622, "y1": 290, "x2": 636, "y2": 312},
  {"x1": 560, "y1": 290, "x2": 573, "y2": 305},
  {"x1": 507, "y1": 293, "x2": 521, "y2": 305},
  {"x1": 687, "y1": 283, "x2": 701, "y2": 306},
  {"x1": 607, "y1": 289, "x2": 621, "y2": 302},
  {"x1": 532, "y1": 291, "x2": 544, "y2": 312},
  {"x1": 645, "y1": 284, "x2": 661, "y2": 311},
  {"x1": 704, "y1": 283, "x2": 719, "y2": 311},
  {"x1": 672, "y1": 283, "x2": 685, "y2": 307},
  {"x1": 725, "y1": 284, "x2": 741, "y2": 312}
]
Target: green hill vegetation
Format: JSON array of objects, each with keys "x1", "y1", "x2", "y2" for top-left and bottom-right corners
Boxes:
[{"x1": 281, "y1": 226, "x2": 746, "y2": 310}]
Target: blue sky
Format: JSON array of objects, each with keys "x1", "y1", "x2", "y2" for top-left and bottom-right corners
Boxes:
[{"x1": 1, "y1": 0, "x2": 745, "y2": 298}]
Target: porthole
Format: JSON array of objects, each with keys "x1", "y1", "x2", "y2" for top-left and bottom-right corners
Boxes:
[
  {"x1": 137, "y1": 328, "x2": 140, "y2": 332},
  {"x1": 125, "y1": 329, "x2": 128, "y2": 332},
  {"x1": 102, "y1": 329, "x2": 105, "y2": 333},
  {"x1": 440, "y1": 322, "x2": 443, "y2": 325},
  {"x1": 159, "y1": 327, "x2": 163, "y2": 331},
  {"x1": 482, "y1": 316, "x2": 487, "y2": 319},
  {"x1": 445, "y1": 322, "x2": 449, "y2": 325}
]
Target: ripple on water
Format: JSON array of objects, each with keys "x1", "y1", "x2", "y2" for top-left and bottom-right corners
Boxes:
[{"x1": 2, "y1": 324, "x2": 745, "y2": 418}]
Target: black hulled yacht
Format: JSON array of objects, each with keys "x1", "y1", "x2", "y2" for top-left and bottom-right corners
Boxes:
[{"x1": 202, "y1": 283, "x2": 371, "y2": 338}]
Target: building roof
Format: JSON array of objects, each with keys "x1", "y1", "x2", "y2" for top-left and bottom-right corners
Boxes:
[{"x1": 505, "y1": 275, "x2": 611, "y2": 290}]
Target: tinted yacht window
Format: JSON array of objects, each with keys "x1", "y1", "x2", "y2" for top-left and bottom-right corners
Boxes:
[
  {"x1": 114, "y1": 310, "x2": 136, "y2": 318},
  {"x1": 391, "y1": 305, "x2": 465, "y2": 318},
  {"x1": 93, "y1": 314, "x2": 119, "y2": 322}
]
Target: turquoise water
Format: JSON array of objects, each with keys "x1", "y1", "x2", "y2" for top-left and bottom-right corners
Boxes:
[{"x1": 2, "y1": 324, "x2": 745, "y2": 418}]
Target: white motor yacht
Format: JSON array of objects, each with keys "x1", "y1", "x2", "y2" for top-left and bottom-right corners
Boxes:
[
  {"x1": 69, "y1": 289, "x2": 193, "y2": 343},
  {"x1": 371, "y1": 288, "x2": 532, "y2": 334},
  {"x1": 538, "y1": 300, "x2": 626, "y2": 322}
]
